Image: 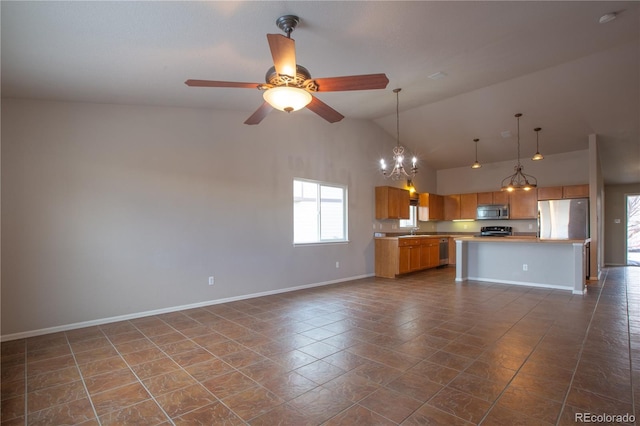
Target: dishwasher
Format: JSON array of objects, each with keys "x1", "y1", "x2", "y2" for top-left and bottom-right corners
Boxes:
[{"x1": 439, "y1": 238, "x2": 449, "y2": 265}]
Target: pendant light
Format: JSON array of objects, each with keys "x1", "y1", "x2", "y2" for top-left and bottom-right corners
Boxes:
[
  {"x1": 500, "y1": 113, "x2": 537, "y2": 192},
  {"x1": 531, "y1": 127, "x2": 544, "y2": 161},
  {"x1": 471, "y1": 138, "x2": 481, "y2": 169},
  {"x1": 380, "y1": 88, "x2": 418, "y2": 180}
]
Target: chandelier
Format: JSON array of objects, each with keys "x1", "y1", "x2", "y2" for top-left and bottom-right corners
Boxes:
[
  {"x1": 501, "y1": 113, "x2": 537, "y2": 192},
  {"x1": 380, "y1": 88, "x2": 417, "y2": 180}
]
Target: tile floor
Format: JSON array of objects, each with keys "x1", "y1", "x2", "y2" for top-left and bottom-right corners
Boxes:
[{"x1": 1, "y1": 266, "x2": 639, "y2": 425}]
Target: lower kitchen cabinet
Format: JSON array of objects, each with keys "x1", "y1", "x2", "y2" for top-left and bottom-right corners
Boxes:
[{"x1": 375, "y1": 237, "x2": 442, "y2": 278}]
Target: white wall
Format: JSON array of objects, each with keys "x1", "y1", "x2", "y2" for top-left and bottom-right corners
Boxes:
[
  {"x1": 1, "y1": 99, "x2": 392, "y2": 337},
  {"x1": 436, "y1": 149, "x2": 589, "y2": 195}
]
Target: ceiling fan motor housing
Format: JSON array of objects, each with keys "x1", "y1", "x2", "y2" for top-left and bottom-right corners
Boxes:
[{"x1": 263, "y1": 65, "x2": 318, "y2": 92}]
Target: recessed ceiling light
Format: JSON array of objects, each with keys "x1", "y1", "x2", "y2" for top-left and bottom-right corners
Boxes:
[
  {"x1": 428, "y1": 71, "x2": 448, "y2": 80},
  {"x1": 599, "y1": 12, "x2": 617, "y2": 24}
]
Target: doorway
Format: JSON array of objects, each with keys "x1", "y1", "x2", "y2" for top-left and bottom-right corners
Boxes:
[{"x1": 628, "y1": 194, "x2": 640, "y2": 266}]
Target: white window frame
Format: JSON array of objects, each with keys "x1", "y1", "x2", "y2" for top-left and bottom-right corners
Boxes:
[
  {"x1": 293, "y1": 178, "x2": 348, "y2": 245},
  {"x1": 399, "y1": 205, "x2": 417, "y2": 229}
]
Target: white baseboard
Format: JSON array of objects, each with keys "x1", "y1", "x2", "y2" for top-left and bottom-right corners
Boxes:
[{"x1": 1, "y1": 274, "x2": 374, "y2": 342}]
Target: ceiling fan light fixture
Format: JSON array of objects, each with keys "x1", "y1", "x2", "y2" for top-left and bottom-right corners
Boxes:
[{"x1": 263, "y1": 86, "x2": 312, "y2": 112}]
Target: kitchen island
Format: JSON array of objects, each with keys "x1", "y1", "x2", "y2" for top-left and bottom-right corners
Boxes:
[{"x1": 454, "y1": 236, "x2": 590, "y2": 294}]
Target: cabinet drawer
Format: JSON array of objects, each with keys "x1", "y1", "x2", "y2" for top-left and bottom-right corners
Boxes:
[{"x1": 398, "y1": 238, "x2": 422, "y2": 247}]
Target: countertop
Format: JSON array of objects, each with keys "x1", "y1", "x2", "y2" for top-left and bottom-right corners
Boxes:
[{"x1": 454, "y1": 236, "x2": 591, "y2": 244}]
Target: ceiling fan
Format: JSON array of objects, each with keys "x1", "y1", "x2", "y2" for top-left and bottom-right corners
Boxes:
[{"x1": 185, "y1": 15, "x2": 389, "y2": 125}]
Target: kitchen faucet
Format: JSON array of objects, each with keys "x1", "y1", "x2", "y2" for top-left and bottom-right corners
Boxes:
[{"x1": 410, "y1": 227, "x2": 419, "y2": 235}]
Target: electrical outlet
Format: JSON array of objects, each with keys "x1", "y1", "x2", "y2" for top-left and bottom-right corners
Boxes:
[
  {"x1": 336, "y1": 261, "x2": 340, "y2": 269},
  {"x1": 528, "y1": 223, "x2": 533, "y2": 229},
  {"x1": 522, "y1": 264, "x2": 528, "y2": 271},
  {"x1": 208, "y1": 276, "x2": 214, "y2": 286}
]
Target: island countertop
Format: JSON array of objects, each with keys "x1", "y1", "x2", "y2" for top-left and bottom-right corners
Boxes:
[{"x1": 454, "y1": 236, "x2": 590, "y2": 244}]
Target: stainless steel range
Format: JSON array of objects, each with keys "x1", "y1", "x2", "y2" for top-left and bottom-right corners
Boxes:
[{"x1": 479, "y1": 226, "x2": 513, "y2": 237}]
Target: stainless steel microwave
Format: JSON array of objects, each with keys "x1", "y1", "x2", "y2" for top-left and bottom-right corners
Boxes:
[{"x1": 476, "y1": 204, "x2": 509, "y2": 220}]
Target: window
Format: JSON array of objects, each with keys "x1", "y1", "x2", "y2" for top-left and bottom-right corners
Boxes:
[
  {"x1": 399, "y1": 205, "x2": 417, "y2": 228},
  {"x1": 293, "y1": 179, "x2": 347, "y2": 244}
]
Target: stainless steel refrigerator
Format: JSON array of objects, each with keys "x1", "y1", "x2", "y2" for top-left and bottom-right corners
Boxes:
[{"x1": 538, "y1": 198, "x2": 589, "y2": 239}]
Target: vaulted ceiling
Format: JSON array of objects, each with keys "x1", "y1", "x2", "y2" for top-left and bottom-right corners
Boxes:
[{"x1": 2, "y1": 1, "x2": 638, "y2": 183}]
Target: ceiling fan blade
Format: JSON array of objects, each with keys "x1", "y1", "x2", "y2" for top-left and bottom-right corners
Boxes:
[
  {"x1": 244, "y1": 101, "x2": 273, "y2": 125},
  {"x1": 185, "y1": 79, "x2": 262, "y2": 89},
  {"x1": 306, "y1": 96, "x2": 344, "y2": 123},
  {"x1": 314, "y1": 74, "x2": 389, "y2": 92},
  {"x1": 267, "y1": 34, "x2": 297, "y2": 77}
]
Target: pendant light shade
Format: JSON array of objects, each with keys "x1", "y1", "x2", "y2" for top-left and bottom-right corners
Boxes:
[
  {"x1": 531, "y1": 127, "x2": 544, "y2": 161},
  {"x1": 263, "y1": 86, "x2": 312, "y2": 112},
  {"x1": 501, "y1": 113, "x2": 537, "y2": 192},
  {"x1": 471, "y1": 138, "x2": 481, "y2": 169}
]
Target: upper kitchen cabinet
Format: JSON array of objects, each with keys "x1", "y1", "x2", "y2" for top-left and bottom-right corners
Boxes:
[
  {"x1": 477, "y1": 191, "x2": 509, "y2": 205},
  {"x1": 444, "y1": 194, "x2": 460, "y2": 221},
  {"x1": 537, "y1": 186, "x2": 563, "y2": 200},
  {"x1": 562, "y1": 184, "x2": 589, "y2": 199},
  {"x1": 537, "y1": 184, "x2": 589, "y2": 200},
  {"x1": 418, "y1": 193, "x2": 444, "y2": 221},
  {"x1": 509, "y1": 189, "x2": 538, "y2": 219},
  {"x1": 460, "y1": 193, "x2": 478, "y2": 220},
  {"x1": 445, "y1": 193, "x2": 477, "y2": 220},
  {"x1": 375, "y1": 186, "x2": 410, "y2": 220}
]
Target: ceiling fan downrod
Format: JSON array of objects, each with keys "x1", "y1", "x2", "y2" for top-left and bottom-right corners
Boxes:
[{"x1": 275, "y1": 15, "x2": 299, "y2": 38}]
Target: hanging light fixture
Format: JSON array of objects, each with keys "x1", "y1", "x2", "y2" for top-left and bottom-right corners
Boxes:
[
  {"x1": 501, "y1": 113, "x2": 537, "y2": 192},
  {"x1": 262, "y1": 86, "x2": 312, "y2": 112},
  {"x1": 471, "y1": 138, "x2": 482, "y2": 169},
  {"x1": 380, "y1": 88, "x2": 417, "y2": 180},
  {"x1": 531, "y1": 127, "x2": 544, "y2": 161}
]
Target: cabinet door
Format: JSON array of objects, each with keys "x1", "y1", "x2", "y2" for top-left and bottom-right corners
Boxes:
[
  {"x1": 394, "y1": 187, "x2": 411, "y2": 219},
  {"x1": 420, "y1": 239, "x2": 430, "y2": 268},
  {"x1": 428, "y1": 241, "x2": 440, "y2": 268},
  {"x1": 492, "y1": 191, "x2": 509, "y2": 205},
  {"x1": 460, "y1": 193, "x2": 478, "y2": 220},
  {"x1": 537, "y1": 186, "x2": 563, "y2": 200},
  {"x1": 398, "y1": 246, "x2": 411, "y2": 274},
  {"x1": 375, "y1": 186, "x2": 411, "y2": 219},
  {"x1": 444, "y1": 194, "x2": 461, "y2": 221},
  {"x1": 477, "y1": 192, "x2": 493, "y2": 205},
  {"x1": 418, "y1": 193, "x2": 444, "y2": 221},
  {"x1": 563, "y1": 184, "x2": 589, "y2": 199},
  {"x1": 509, "y1": 190, "x2": 538, "y2": 219},
  {"x1": 448, "y1": 237, "x2": 456, "y2": 265},
  {"x1": 409, "y1": 246, "x2": 421, "y2": 272}
]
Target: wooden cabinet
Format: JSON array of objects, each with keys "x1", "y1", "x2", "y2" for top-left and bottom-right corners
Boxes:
[
  {"x1": 563, "y1": 184, "x2": 589, "y2": 199},
  {"x1": 448, "y1": 237, "x2": 457, "y2": 265},
  {"x1": 418, "y1": 193, "x2": 444, "y2": 221},
  {"x1": 375, "y1": 186, "x2": 410, "y2": 219},
  {"x1": 537, "y1": 186, "x2": 563, "y2": 200},
  {"x1": 444, "y1": 194, "x2": 461, "y2": 221},
  {"x1": 509, "y1": 190, "x2": 538, "y2": 219},
  {"x1": 421, "y1": 238, "x2": 440, "y2": 269},
  {"x1": 460, "y1": 193, "x2": 478, "y2": 220},
  {"x1": 375, "y1": 237, "x2": 442, "y2": 278},
  {"x1": 477, "y1": 191, "x2": 509, "y2": 205},
  {"x1": 444, "y1": 193, "x2": 477, "y2": 220},
  {"x1": 398, "y1": 238, "x2": 421, "y2": 274},
  {"x1": 537, "y1": 184, "x2": 589, "y2": 200}
]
